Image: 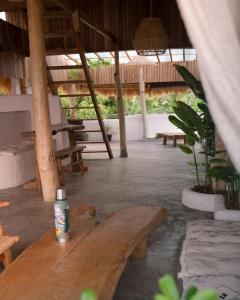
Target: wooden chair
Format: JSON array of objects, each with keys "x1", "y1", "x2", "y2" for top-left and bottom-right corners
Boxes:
[
  {"x1": 55, "y1": 146, "x2": 87, "y2": 185},
  {"x1": 0, "y1": 201, "x2": 19, "y2": 268},
  {"x1": 0, "y1": 205, "x2": 167, "y2": 300}
]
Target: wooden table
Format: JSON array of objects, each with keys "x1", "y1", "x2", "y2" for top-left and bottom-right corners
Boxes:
[
  {"x1": 156, "y1": 132, "x2": 186, "y2": 147},
  {"x1": 22, "y1": 124, "x2": 85, "y2": 189},
  {"x1": 0, "y1": 205, "x2": 167, "y2": 300}
]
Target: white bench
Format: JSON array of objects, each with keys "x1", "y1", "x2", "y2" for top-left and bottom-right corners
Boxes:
[{"x1": 0, "y1": 140, "x2": 35, "y2": 189}]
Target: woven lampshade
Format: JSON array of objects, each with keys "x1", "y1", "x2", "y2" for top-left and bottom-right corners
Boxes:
[{"x1": 133, "y1": 18, "x2": 169, "y2": 56}]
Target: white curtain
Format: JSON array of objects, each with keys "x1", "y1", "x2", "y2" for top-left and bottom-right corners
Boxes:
[{"x1": 176, "y1": 0, "x2": 240, "y2": 171}]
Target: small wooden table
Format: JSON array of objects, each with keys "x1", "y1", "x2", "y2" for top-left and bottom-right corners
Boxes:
[
  {"x1": 22, "y1": 124, "x2": 85, "y2": 189},
  {"x1": 156, "y1": 132, "x2": 186, "y2": 147}
]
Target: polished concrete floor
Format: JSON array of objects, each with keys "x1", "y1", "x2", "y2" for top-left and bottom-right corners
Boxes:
[{"x1": 0, "y1": 140, "x2": 211, "y2": 299}]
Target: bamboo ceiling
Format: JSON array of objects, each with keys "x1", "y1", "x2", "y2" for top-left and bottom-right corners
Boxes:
[{"x1": 0, "y1": 0, "x2": 191, "y2": 55}]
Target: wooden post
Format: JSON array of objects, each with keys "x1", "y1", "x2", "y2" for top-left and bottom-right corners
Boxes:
[
  {"x1": 114, "y1": 51, "x2": 128, "y2": 157},
  {"x1": 27, "y1": 0, "x2": 59, "y2": 201},
  {"x1": 139, "y1": 66, "x2": 148, "y2": 139}
]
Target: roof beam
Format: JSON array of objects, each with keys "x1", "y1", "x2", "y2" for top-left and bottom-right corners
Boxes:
[
  {"x1": 155, "y1": 51, "x2": 160, "y2": 64},
  {"x1": 53, "y1": 0, "x2": 116, "y2": 42},
  {"x1": 169, "y1": 49, "x2": 173, "y2": 62},
  {"x1": 95, "y1": 53, "x2": 105, "y2": 62},
  {"x1": 65, "y1": 54, "x2": 81, "y2": 65},
  {"x1": 125, "y1": 51, "x2": 131, "y2": 61},
  {"x1": 51, "y1": 0, "x2": 75, "y2": 13}
]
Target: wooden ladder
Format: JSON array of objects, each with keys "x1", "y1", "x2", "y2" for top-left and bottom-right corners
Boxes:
[{"x1": 46, "y1": 56, "x2": 113, "y2": 159}]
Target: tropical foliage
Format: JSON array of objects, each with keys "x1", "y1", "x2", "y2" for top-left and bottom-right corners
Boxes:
[
  {"x1": 168, "y1": 65, "x2": 215, "y2": 191},
  {"x1": 79, "y1": 275, "x2": 218, "y2": 300},
  {"x1": 60, "y1": 91, "x2": 200, "y2": 120}
]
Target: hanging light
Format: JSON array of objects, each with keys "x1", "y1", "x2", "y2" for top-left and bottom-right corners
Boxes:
[{"x1": 133, "y1": 0, "x2": 169, "y2": 56}]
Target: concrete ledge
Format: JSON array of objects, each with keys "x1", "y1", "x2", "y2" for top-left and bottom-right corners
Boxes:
[
  {"x1": 214, "y1": 197, "x2": 240, "y2": 221},
  {"x1": 182, "y1": 187, "x2": 240, "y2": 221},
  {"x1": 182, "y1": 187, "x2": 224, "y2": 212}
]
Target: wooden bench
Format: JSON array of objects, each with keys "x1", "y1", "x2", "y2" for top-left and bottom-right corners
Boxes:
[
  {"x1": 0, "y1": 200, "x2": 19, "y2": 268},
  {"x1": 55, "y1": 146, "x2": 87, "y2": 184},
  {"x1": 0, "y1": 205, "x2": 167, "y2": 300},
  {"x1": 156, "y1": 132, "x2": 187, "y2": 147}
]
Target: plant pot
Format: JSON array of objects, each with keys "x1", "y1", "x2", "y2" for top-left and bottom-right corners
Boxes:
[
  {"x1": 214, "y1": 198, "x2": 240, "y2": 221},
  {"x1": 182, "y1": 187, "x2": 224, "y2": 212},
  {"x1": 107, "y1": 134, "x2": 112, "y2": 142}
]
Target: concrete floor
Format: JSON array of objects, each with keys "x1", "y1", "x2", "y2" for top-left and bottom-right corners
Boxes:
[{"x1": 0, "y1": 140, "x2": 211, "y2": 299}]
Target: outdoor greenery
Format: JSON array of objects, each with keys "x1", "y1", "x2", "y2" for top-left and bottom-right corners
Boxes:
[
  {"x1": 60, "y1": 91, "x2": 200, "y2": 120},
  {"x1": 79, "y1": 275, "x2": 218, "y2": 300}
]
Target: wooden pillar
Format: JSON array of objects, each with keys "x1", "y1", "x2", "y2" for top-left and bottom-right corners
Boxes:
[
  {"x1": 139, "y1": 67, "x2": 148, "y2": 139},
  {"x1": 27, "y1": 0, "x2": 59, "y2": 201},
  {"x1": 114, "y1": 51, "x2": 128, "y2": 158}
]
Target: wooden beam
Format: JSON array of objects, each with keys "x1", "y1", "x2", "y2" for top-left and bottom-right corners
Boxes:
[
  {"x1": 46, "y1": 62, "x2": 58, "y2": 95},
  {"x1": 45, "y1": 31, "x2": 74, "y2": 38},
  {"x1": 47, "y1": 65, "x2": 83, "y2": 70},
  {"x1": 27, "y1": 0, "x2": 59, "y2": 202},
  {"x1": 125, "y1": 51, "x2": 131, "y2": 61},
  {"x1": 169, "y1": 48, "x2": 173, "y2": 62},
  {"x1": 65, "y1": 54, "x2": 80, "y2": 65},
  {"x1": 183, "y1": 48, "x2": 185, "y2": 61},
  {"x1": 114, "y1": 50, "x2": 128, "y2": 158},
  {"x1": 95, "y1": 53, "x2": 105, "y2": 62},
  {"x1": 53, "y1": 0, "x2": 116, "y2": 41},
  {"x1": 156, "y1": 51, "x2": 160, "y2": 64},
  {"x1": 52, "y1": 0, "x2": 75, "y2": 13}
]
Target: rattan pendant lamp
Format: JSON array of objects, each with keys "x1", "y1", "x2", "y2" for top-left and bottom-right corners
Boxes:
[{"x1": 133, "y1": 0, "x2": 169, "y2": 56}]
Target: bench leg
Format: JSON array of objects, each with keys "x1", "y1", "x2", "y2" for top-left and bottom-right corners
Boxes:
[
  {"x1": 56, "y1": 159, "x2": 64, "y2": 185},
  {"x1": 0, "y1": 224, "x2": 13, "y2": 268},
  {"x1": 173, "y1": 136, "x2": 177, "y2": 147},
  {"x1": 163, "y1": 136, "x2": 167, "y2": 145},
  {"x1": 130, "y1": 238, "x2": 148, "y2": 259},
  {"x1": 77, "y1": 151, "x2": 88, "y2": 175}
]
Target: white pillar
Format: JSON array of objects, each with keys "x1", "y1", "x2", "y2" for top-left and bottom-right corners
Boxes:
[{"x1": 139, "y1": 66, "x2": 148, "y2": 139}]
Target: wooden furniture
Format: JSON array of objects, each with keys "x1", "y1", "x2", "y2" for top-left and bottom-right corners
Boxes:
[
  {"x1": 0, "y1": 201, "x2": 19, "y2": 268},
  {"x1": 156, "y1": 132, "x2": 187, "y2": 146},
  {"x1": 22, "y1": 124, "x2": 85, "y2": 189},
  {"x1": 56, "y1": 145, "x2": 87, "y2": 185},
  {"x1": 0, "y1": 205, "x2": 167, "y2": 300}
]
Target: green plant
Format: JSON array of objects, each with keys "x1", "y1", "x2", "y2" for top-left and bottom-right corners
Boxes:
[
  {"x1": 208, "y1": 155, "x2": 240, "y2": 208},
  {"x1": 169, "y1": 65, "x2": 215, "y2": 192},
  {"x1": 79, "y1": 275, "x2": 218, "y2": 300}
]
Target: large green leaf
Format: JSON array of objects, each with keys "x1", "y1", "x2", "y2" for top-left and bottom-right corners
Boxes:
[
  {"x1": 159, "y1": 275, "x2": 180, "y2": 300},
  {"x1": 184, "y1": 287, "x2": 198, "y2": 300},
  {"x1": 178, "y1": 144, "x2": 193, "y2": 154},
  {"x1": 174, "y1": 65, "x2": 206, "y2": 101},
  {"x1": 176, "y1": 101, "x2": 205, "y2": 139},
  {"x1": 168, "y1": 115, "x2": 199, "y2": 141}
]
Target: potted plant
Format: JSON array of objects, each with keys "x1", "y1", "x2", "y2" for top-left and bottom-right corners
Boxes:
[
  {"x1": 104, "y1": 124, "x2": 113, "y2": 142},
  {"x1": 169, "y1": 65, "x2": 224, "y2": 212}
]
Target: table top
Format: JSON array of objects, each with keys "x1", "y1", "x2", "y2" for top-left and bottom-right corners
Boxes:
[
  {"x1": 22, "y1": 124, "x2": 85, "y2": 137},
  {"x1": 51, "y1": 124, "x2": 85, "y2": 135}
]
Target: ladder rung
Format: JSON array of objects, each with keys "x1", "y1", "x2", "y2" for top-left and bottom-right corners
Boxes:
[
  {"x1": 76, "y1": 141, "x2": 105, "y2": 144},
  {"x1": 59, "y1": 94, "x2": 91, "y2": 98},
  {"x1": 54, "y1": 80, "x2": 87, "y2": 85},
  {"x1": 83, "y1": 151, "x2": 108, "y2": 153},
  {"x1": 76, "y1": 130, "x2": 101, "y2": 133},
  {"x1": 47, "y1": 65, "x2": 83, "y2": 70},
  {"x1": 63, "y1": 106, "x2": 95, "y2": 110}
]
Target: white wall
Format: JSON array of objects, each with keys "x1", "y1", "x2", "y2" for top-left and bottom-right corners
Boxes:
[
  {"x1": 0, "y1": 95, "x2": 68, "y2": 149},
  {"x1": 83, "y1": 113, "x2": 181, "y2": 141}
]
